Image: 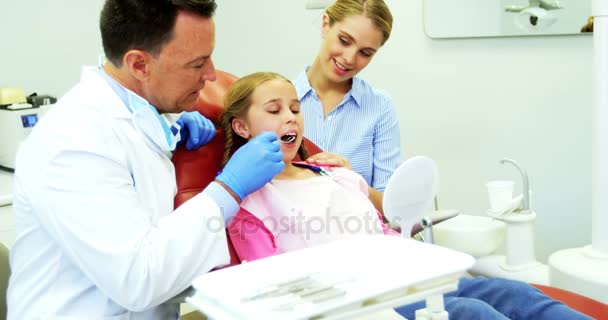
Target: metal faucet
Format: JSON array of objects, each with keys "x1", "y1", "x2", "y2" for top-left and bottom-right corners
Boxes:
[{"x1": 500, "y1": 158, "x2": 530, "y2": 210}]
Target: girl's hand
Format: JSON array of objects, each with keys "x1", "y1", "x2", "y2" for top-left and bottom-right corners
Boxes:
[{"x1": 306, "y1": 152, "x2": 352, "y2": 170}]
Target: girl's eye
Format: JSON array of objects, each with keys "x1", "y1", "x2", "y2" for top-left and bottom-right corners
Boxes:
[
  {"x1": 360, "y1": 51, "x2": 372, "y2": 58},
  {"x1": 339, "y1": 37, "x2": 349, "y2": 45}
]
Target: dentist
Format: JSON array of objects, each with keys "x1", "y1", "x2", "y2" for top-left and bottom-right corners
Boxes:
[{"x1": 7, "y1": 0, "x2": 284, "y2": 319}]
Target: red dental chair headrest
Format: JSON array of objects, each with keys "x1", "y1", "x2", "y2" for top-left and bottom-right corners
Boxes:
[{"x1": 172, "y1": 70, "x2": 238, "y2": 210}]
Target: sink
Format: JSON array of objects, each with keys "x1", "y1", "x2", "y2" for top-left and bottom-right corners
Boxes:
[{"x1": 433, "y1": 214, "x2": 505, "y2": 257}]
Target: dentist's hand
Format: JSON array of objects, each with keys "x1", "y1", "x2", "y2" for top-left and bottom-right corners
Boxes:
[
  {"x1": 177, "y1": 111, "x2": 216, "y2": 150},
  {"x1": 216, "y1": 131, "x2": 285, "y2": 201}
]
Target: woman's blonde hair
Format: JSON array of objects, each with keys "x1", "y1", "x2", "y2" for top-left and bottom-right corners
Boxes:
[
  {"x1": 220, "y1": 72, "x2": 309, "y2": 166},
  {"x1": 326, "y1": 0, "x2": 393, "y2": 45}
]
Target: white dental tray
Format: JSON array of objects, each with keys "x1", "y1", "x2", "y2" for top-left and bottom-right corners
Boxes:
[{"x1": 187, "y1": 235, "x2": 474, "y2": 320}]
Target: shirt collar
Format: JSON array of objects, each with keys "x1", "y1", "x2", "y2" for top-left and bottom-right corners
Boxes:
[
  {"x1": 294, "y1": 66, "x2": 363, "y2": 109},
  {"x1": 350, "y1": 77, "x2": 363, "y2": 108},
  {"x1": 294, "y1": 67, "x2": 314, "y2": 101}
]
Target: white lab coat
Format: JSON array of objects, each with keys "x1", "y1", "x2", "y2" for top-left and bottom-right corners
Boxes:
[{"x1": 7, "y1": 67, "x2": 230, "y2": 319}]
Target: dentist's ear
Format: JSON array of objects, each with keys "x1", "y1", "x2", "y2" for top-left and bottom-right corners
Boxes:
[
  {"x1": 232, "y1": 118, "x2": 251, "y2": 139},
  {"x1": 124, "y1": 49, "x2": 151, "y2": 81}
]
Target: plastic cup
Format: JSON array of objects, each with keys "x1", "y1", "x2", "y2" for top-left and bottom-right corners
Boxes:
[{"x1": 486, "y1": 180, "x2": 514, "y2": 212}]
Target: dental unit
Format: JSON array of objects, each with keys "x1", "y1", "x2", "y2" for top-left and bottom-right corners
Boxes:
[
  {"x1": 547, "y1": 0, "x2": 608, "y2": 303},
  {"x1": 469, "y1": 158, "x2": 549, "y2": 285}
]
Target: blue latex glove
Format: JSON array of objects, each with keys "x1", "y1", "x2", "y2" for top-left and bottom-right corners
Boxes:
[
  {"x1": 216, "y1": 131, "x2": 285, "y2": 201},
  {"x1": 176, "y1": 111, "x2": 216, "y2": 150}
]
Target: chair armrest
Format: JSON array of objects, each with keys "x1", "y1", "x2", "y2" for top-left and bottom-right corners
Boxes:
[{"x1": 531, "y1": 283, "x2": 608, "y2": 319}]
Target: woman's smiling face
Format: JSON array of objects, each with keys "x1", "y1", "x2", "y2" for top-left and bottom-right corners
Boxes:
[{"x1": 318, "y1": 13, "x2": 384, "y2": 83}]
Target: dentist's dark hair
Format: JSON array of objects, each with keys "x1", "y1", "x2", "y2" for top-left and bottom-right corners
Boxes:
[
  {"x1": 220, "y1": 72, "x2": 309, "y2": 167},
  {"x1": 100, "y1": 0, "x2": 217, "y2": 67}
]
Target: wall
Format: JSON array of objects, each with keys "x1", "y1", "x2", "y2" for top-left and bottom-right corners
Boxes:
[
  {"x1": 0, "y1": 1, "x2": 104, "y2": 97},
  {"x1": 0, "y1": 0, "x2": 594, "y2": 262}
]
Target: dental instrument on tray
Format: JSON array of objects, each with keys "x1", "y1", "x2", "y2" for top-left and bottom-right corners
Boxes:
[
  {"x1": 243, "y1": 274, "x2": 353, "y2": 303},
  {"x1": 242, "y1": 274, "x2": 318, "y2": 301}
]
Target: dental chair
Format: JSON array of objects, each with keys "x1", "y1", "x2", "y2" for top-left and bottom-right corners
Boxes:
[
  {"x1": 416, "y1": 220, "x2": 608, "y2": 319},
  {"x1": 171, "y1": 70, "x2": 608, "y2": 319},
  {"x1": 531, "y1": 284, "x2": 608, "y2": 320},
  {"x1": 414, "y1": 215, "x2": 607, "y2": 318}
]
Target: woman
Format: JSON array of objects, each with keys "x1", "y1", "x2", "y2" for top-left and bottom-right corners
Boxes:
[{"x1": 296, "y1": 0, "x2": 401, "y2": 212}]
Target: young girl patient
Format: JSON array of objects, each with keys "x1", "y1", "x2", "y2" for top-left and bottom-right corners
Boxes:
[
  {"x1": 221, "y1": 72, "x2": 395, "y2": 262},
  {"x1": 219, "y1": 72, "x2": 594, "y2": 320}
]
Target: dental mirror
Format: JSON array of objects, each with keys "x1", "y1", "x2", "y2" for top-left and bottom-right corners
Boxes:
[{"x1": 382, "y1": 156, "x2": 439, "y2": 239}]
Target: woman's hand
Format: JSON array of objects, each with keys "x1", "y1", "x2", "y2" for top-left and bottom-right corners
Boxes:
[{"x1": 306, "y1": 152, "x2": 352, "y2": 170}]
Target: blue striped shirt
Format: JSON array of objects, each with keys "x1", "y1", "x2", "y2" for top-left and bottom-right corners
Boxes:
[{"x1": 293, "y1": 69, "x2": 402, "y2": 191}]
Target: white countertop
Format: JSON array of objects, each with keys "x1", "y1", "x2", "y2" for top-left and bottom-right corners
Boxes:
[
  {"x1": 0, "y1": 169, "x2": 14, "y2": 248},
  {"x1": 0, "y1": 169, "x2": 13, "y2": 199}
]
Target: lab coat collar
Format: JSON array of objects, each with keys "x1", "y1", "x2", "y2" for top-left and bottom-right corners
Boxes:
[
  {"x1": 79, "y1": 66, "x2": 132, "y2": 119},
  {"x1": 80, "y1": 66, "x2": 180, "y2": 153}
]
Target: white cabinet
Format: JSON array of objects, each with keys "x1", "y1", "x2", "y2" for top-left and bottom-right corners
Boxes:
[
  {"x1": 0, "y1": 206, "x2": 14, "y2": 248},
  {"x1": 0, "y1": 171, "x2": 14, "y2": 248}
]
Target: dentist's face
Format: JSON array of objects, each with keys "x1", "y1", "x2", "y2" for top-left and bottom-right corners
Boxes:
[
  {"x1": 143, "y1": 11, "x2": 217, "y2": 113},
  {"x1": 233, "y1": 79, "x2": 304, "y2": 163},
  {"x1": 319, "y1": 14, "x2": 383, "y2": 83}
]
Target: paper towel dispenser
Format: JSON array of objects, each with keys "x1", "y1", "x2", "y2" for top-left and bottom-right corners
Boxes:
[{"x1": 27, "y1": 93, "x2": 57, "y2": 108}]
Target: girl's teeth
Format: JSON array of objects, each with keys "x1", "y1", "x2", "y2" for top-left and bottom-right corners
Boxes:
[{"x1": 281, "y1": 133, "x2": 297, "y2": 143}]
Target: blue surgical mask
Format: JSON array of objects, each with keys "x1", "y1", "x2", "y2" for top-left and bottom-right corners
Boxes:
[{"x1": 127, "y1": 92, "x2": 181, "y2": 152}]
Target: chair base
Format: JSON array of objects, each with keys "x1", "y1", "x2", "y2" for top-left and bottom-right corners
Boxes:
[
  {"x1": 469, "y1": 255, "x2": 549, "y2": 285},
  {"x1": 549, "y1": 246, "x2": 608, "y2": 304}
]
